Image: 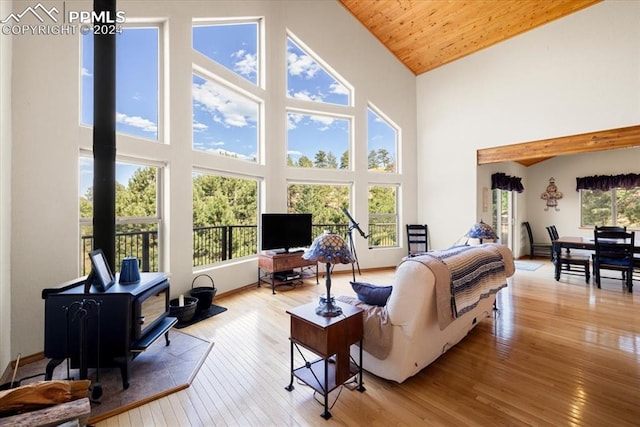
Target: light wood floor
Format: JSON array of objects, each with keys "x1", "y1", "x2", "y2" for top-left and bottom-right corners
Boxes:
[{"x1": 97, "y1": 260, "x2": 640, "y2": 426}]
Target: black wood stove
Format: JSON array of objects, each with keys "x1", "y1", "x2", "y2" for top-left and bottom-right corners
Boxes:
[{"x1": 41, "y1": 272, "x2": 177, "y2": 389}]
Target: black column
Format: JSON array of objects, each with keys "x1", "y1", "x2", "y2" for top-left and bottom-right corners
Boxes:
[{"x1": 92, "y1": 0, "x2": 117, "y2": 272}]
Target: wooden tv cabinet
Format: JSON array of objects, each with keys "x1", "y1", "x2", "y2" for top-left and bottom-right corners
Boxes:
[{"x1": 258, "y1": 251, "x2": 318, "y2": 294}]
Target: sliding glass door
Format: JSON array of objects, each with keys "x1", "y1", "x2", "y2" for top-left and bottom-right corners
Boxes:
[{"x1": 492, "y1": 189, "x2": 514, "y2": 250}]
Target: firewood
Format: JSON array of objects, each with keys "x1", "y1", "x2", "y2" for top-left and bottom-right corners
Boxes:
[{"x1": 0, "y1": 380, "x2": 90, "y2": 416}]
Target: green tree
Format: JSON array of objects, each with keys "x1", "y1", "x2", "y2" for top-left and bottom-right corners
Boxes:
[
  {"x1": 340, "y1": 150, "x2": 349, "y2": 169},
  {"x1": 314, "y1": 150, "x2": 329, "y2": 168},
  {"x1": 368, "y1": 185, "x2": 397, "y2": 246}
]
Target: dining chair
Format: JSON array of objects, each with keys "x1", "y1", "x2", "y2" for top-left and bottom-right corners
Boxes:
[
  {"x1": 523, "y1": 222, "x2": 551, "y2": 260},
  {"x1": 406, "y1": 224, "x2": 428, "y2": 256},
  {"x1": 593, "y1": 227, "x2": 635, "y2": 292},
  {"x1": 547, "y1": 226, "x2": 590, "y2": 283}
]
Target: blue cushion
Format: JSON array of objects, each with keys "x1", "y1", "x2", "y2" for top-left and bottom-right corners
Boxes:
[{"x1": 350, "y1": 281, "x2": 392, "y2": 306}]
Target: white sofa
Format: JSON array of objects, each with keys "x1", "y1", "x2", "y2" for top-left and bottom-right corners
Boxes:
[{"x1": 337, "y1": 243, "x2": 515, "y2": 383}]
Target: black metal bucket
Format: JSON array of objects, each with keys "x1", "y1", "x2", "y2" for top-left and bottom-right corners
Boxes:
[
  {"x1": 169, "y1": 296, "x2": 198, "y2": 323},
  {"x1": 190, "y1": 274, "x2": 217, "y2": 312}
]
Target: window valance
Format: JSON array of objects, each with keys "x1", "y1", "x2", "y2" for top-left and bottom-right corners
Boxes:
[
  {"x1": 575, "y1": 173, "x2": 640, "y2": 191},
  {"x1": 491, "y1": 173, "x2": 524, "y2": 193}
]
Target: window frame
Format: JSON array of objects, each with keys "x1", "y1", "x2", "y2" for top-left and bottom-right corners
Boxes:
[
  {"x1": 78, "y1": 151, "x2": 165, "y2": 273},
  {"x1": 80, "y1": 22, "x2": 164, "y2": 143},
  {"x1": 367, "y1": 184, "x2": 399, "y2": 248},
  {"x1": 192, "y1": 168, "x2": 261, "y2": 268},
  {"x1": 580, "y1": 187, "x2": 640, "y2": 228},
  {"x1": 286, "y1": 108, "x2": 352, "y2": 170},
  {"x1": 367, "y1": 103, "x2": 399, "y2": 174}
]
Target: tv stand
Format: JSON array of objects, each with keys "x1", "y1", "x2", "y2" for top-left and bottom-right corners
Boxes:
[{"x1": 258, "y1": 251, "x2": 318, "y2": 294}]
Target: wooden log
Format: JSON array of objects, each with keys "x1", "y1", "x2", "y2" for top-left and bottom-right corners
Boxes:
[
  {"x1": 0, "y1": 397, "x2": 90, "y2": 427},
  {"x1": 0, "y1": 380, "x2": 90, "y2": 416}
]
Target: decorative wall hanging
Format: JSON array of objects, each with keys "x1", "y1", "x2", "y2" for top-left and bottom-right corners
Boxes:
[{"x1": 541, "y1": 177, "x2": 563, "y2": 211}]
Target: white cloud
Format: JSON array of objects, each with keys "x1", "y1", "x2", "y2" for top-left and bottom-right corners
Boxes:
[
  {"x1": 330, "y1": 82, "x2": 348, "y2": 96},
  {"x1": 287, "y1": 112, "x2": 304, "y2": 130},
  {"x1": 289, "y1": 89, "x2": 324, "y2": 102},
  {"x1": 309, "y1": 114, "x2": 335, "y2": 131},
  {"x1": 115, "y1": 112, "x2": 157, "y2": 133},
  {"x1": 287, "y1": 150, "x2": 303, "y2": 156},
  {"x1": 82, "y1": 67, "x2": 92, "y2": 77},
  {"x1": 287, "y1": 52, "x2": 320, "y2": 79},
  {"x1": 192, "y1": 79, "x2": 257, "y2": 128},
  {"x1": 232, "y1": 50, "x2": 257, "y2": 77},
  {"x1": 192, "y1": 120, "x2": 208, "y2": 132}
]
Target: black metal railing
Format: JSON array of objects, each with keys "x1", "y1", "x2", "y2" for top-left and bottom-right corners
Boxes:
[{"x1": 81, "y1": 222, "x2": 397, "y2": 275}]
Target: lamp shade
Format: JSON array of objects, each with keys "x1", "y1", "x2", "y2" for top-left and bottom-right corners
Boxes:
[
  {"x1": 303, "y1": 232, "x2": 355, "y2": 264},
  {"x1": 303, "y1": 231, "x2": 354, "y2": 317},
  {"x1": 467, "y1": 220, "x2": 498, "y2": 241}
]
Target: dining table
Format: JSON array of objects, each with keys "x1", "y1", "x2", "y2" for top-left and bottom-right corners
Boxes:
[{"x1": 552, "y1": 236, "x2": 640, "y2": 281}]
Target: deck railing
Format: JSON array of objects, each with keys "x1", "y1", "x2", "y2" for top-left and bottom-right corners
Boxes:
[{"x1": 81, "y1": 223, "x2": 397, "y2": 275}]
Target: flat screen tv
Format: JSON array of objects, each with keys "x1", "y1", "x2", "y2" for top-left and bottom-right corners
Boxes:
[{"x1": 261, "y1": 213, "x2": 312, "y2": 253}]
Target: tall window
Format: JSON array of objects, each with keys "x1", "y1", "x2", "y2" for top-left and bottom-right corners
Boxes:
[
  {"x1": 286, "y1": 33, "x2": 353, "y2": 171},
  {"x1": 192, "y1": 73, "x2": 259, "y2": 162},
  {"x1": 286, "y1": 36, "x2": 350, "y2": 106},
  {"x1": 79, "y1": 156, "x2": 162, "y2": 274},
  {"x1": 368, "y1": 185, "x2": 398, "y2": 247},
  {"x1": 192, "y1": 172, "x2": 259, "y2": 266},
  {"x1": 193, "y1": 22, "x2": 259, "y2": 85},
  {"x1": 81, "y1": 27, "x2": 160, "y2": 141},
  {"x1": 367, "y1": 106, "x2": 397, "y2": 173},
  {"x1": 287, "y1": 112, "x2": 350, "y2": 169},
  {"x1": 581, "y1": 189, "x2": 640, "y2": 227}
]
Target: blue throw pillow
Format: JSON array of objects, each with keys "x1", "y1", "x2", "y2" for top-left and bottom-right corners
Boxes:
[{"x1": 350, "y1": 281, "x2": 392, "y2": 306}]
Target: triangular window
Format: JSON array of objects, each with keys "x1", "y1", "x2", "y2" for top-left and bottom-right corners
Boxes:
[{"x1": 286, "y1": 36, "x2": 350, "y2": 106}]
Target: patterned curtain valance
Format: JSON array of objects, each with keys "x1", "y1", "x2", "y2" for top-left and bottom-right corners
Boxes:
[
  {"x1": 575, "y1": 173, "x2": 640, "y2": 191},
  {"x1": 491, "y1": 172, "x2": 524, "y2": 193}
]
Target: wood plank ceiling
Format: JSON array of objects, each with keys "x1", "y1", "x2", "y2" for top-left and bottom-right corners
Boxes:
[
  {"x1": 338, "y1": 0, "x2": 640, "y2": 166},
  {"x1": 338, "y1": 0, "x2": 602, "y2": 75}
]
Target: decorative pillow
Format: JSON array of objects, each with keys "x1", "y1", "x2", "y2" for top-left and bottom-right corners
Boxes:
[{"x1": 350, "y1": 281, "x2": 392, "y2": 306}]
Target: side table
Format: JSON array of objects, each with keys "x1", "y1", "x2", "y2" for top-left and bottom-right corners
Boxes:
[
  {"x1": 258, "y1": 251, "x2": 318, "y2": 294},
  {"x1": 285, "y1": 300, "x2": 365, "y2": 420}
]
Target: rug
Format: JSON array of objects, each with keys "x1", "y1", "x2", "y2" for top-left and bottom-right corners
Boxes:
[
  {"x1": 174, "y1": 304, "x2": 227, "y2": 329},
  {"x1": 1, "y1": 330, "x2": 213, "y2": 424},
  {"x1": 514, "y1": 260, "x2": 543, "y2": 271}
]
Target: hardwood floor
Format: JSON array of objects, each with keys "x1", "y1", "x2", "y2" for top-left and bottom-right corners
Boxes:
[{"x1": 97, "y1": 260, "x2": 640, "y2": 426}]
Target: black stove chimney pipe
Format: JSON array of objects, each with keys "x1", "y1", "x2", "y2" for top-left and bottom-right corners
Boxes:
[{"x1": 92, "y1": 0, "x2": 117, "y2": 272}]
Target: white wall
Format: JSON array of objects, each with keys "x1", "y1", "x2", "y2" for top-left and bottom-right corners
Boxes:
[
  {"x1": 417, "y1": 0, "x2": 640, "y2": 250},
  {"x1": 0, "y1": 0, "x2": 13, "y2": 371},
  {"x1": 8, "y1": 1, "x2": 416, "y2": 356},
  {"x1": 525, "y1": 147, "x2": 640, "y2": 244}
]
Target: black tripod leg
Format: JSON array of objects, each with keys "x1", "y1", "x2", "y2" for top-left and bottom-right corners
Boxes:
[{"x1": 347, "y1": 230, "x2": 361, "y2": 279}]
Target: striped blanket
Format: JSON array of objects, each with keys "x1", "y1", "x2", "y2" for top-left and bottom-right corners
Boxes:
[{"x1": 404, "y1": 244, "x2": 511, "y2": 330}]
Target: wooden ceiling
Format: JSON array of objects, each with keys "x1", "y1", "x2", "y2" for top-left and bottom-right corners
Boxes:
[
  {"x1": 338, "y1": 0, "x2": 640, "y2": 166},
  {"x1": 338, "y1": 0, "x2": 601, "y2": 75}
]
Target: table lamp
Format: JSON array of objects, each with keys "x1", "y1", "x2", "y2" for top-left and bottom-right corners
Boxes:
[
  {"x1": 467, "y1": 220, "x2": 498, "y2": 244},
  {"x1": 303, "y1": 231, "x2": 355, "y2": 317}
]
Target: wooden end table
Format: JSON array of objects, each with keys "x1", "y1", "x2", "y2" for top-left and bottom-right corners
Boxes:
[
  {"x1": 285, "y1": 300, "x2": 365, "y2": 420},
  {"x1": 258, "y1": 251, "x2": 318, "y2": 294}
]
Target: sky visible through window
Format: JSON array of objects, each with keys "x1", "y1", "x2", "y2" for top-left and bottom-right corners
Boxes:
[
  {"x1": 81, "y1": 28, "x2": 159, "y2": 140},
  {"x1": 193, "y1": 23, "x2": 258, "y2": 85},
  {"x1": 367, "y1": 107, "x2": 397, "y2": 172},
  {"x1": 80, "y1": 23, "x2": 398, "y2": 195}
]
